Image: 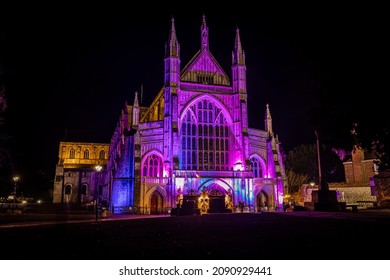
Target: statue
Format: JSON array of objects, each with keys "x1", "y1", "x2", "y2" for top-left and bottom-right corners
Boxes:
[{"x1": 198, "y1": 190, "x2": 209, "y2": 215}]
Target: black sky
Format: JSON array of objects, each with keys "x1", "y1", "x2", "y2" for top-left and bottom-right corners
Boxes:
[{"x1": 0, "y1": 3, "x2": 387, "y2": 193}]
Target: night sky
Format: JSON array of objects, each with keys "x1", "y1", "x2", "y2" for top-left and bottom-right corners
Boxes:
[{"x1": 0, "y1": 4, "x2": 387, "y2": 195}]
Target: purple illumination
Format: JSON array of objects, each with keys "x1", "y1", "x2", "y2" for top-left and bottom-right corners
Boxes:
[{"x1": 102, "y1": 15, "x2": 287, "y2": 214}]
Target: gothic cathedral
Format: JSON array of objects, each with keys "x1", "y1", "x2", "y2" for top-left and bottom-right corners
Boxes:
[{"x1": 53, "y1": 16, "x2": 288, "y2": 214}]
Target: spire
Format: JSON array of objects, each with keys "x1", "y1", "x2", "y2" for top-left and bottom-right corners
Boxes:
[
  {"x1": 265, "y1": 103, "x2": 273, "y2": 134},
  {"x1": 165, "y1": 17, "x2": 180, "y2": 57},
  {"x1": 169, "y1": 17, "x2": 177, "y2": 43},
  {"x1": 232, "y1": 27, "x2": 245, "y2": 65},
  {"x1": 134, "y1": 91, "x2": 139, "y2": 107},
  {"x1": 132, "y1": 91, "x2": 139, "y2": 127},
  {"x1": 201, "y1": 14, "x2": 209, "y2": 50}
]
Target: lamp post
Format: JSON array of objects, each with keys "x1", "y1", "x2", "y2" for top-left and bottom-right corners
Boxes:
[
  {"x1": 94, "y1": 165, "x2": 102, "y2": 222},
  {"x1": 315, "y1": 130, "x2": 322, "y2": 190},
  {"x1": 12, "y1": 176, "x2": 19, "y2": 203},
  {"x1": 12, "y1": 176, "x2": 19, "y2": 214},
  {"x1": 315, "y1": 130, "x2": 329, "y2": 192}
]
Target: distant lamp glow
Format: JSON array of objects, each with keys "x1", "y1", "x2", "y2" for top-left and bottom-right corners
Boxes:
[
  {"x1": 233, "y1": 161, "x2": 244, "y2": 171},
  {"x1": 94, "y1": 165, "x2": 103, "y2": 222},
  {"x1": 95, "y1": 165, "x2": 103, "y2": 172},
  {"x1": 310, "y1": 182, "x2": 315, "y2": 187},
  {"x1": 12, "y1": 176, "x2": 20, "y2": 205}
]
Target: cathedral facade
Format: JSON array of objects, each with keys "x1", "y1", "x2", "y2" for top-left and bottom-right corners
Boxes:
[{"x1": 53, "y1": 16, "x2": 287, "y2": 214}]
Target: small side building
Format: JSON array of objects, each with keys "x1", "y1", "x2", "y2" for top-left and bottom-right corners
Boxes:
[
  {"x1": 303, "y1": 145, "x2": 378, "y2": 209},
  {"x1": 53, "y1": 142, "x2": 110, "y2": 206}
]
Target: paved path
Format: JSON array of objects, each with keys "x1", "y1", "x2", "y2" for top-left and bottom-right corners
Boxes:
[
  {"x1": 1, "y1": 209, "x2": 389, "y2": 260},
  {"x1": 0, "y1": 212, "x2": 170, "y2": 228}
]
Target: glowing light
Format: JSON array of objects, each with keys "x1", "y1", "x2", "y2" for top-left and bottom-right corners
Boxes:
[
  {"x1": 95, "y1": 165, "x2": 103, "y2": 172},
  {"x1": 233, "y1": 161, "x2": 244, "y2": 171}
]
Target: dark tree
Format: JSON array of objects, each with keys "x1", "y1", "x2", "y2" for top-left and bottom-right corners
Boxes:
[
  {"x1": 0, "y1": 66, "x2": 13, "y2": 196},
  {"x1": 285, "y1": 144, "x2": 345, "y2": 195},
  {"x1": 371, "y1": 127, "x2": 390, "y2": 171}
]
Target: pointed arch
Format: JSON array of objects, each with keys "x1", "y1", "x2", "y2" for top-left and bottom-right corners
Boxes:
[
  {"x1": 198, "y1": 178, "x2": 233, "y2": 194},
  {"x1": 254, "y1": 185, "x2": 274, "y2": 212},
  {"x1": 250, "y1": 154, "x2": 267, "y2": 178},
  {"x1": 145, "y1": 186, "x2": 167, "y2": 214},
  {"x1": 145, "y1": 186, "x2": 168, "y2": 201},
  {"x1": 141, "y1": 150, "x2": 164, "y2": 177}
]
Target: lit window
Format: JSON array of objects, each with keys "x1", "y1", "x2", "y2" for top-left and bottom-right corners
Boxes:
[
  {"x1": 250, "y1": 157, "x2": 263, "y2": 178},
  {"x1": 142, "y1": 154, "x2": 163, "y2": 177},
  {"x1": 99, "y1": 150, "x2": 105, "y2": 160},
  {"x1": 69, "y1": 148, "x2": 75, "y2": 159}
]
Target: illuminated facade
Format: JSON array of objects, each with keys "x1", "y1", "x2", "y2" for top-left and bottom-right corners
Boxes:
[
  {"x1": 108, "y1": 16, "x2": 287, "y2": 214},
  {"x1": 53, "y1": 142, "x2": 110, "y2": 204},
  {"x1": 53, "y1": 16, "x2": 287, "y2": 214}
]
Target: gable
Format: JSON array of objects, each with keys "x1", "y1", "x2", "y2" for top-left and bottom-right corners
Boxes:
[{"x1": 181, "y1": 49, "x2": 230, "y2": 86}]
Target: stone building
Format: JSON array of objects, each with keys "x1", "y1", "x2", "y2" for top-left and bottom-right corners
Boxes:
[
  {"x1": 53, "y1": 16, "x2": 288, "y2": 214},
  {"x1": 53, "y1": 142, "x2": 110, "y2": 205},
  {"x1": 303, "y1": 145, "x2": 378, "y2": 208},
  {"x1": 343, "y1": 146, "x2": 377, "y2": 185}
]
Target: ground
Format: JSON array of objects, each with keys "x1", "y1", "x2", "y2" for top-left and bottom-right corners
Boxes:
[{"x1": 1, "y1": 209, "x2": 389, "y2": 260}]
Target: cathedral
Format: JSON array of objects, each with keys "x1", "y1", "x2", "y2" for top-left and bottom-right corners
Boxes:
[{"x1": 53, "y1": 16, "x2": 288, "y2": 214}]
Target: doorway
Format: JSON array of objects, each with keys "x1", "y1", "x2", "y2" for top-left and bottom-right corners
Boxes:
[{"x1": 150, "y1": 191, "x2": 163, "y2": 214}]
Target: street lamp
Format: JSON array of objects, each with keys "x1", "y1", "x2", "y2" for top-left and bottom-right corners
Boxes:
[
  {"x1": 12, "y1": 176, "x2": 20, "y2": 215},
  {"x1": 315, "y1": 130, "x2": 329, "y2": 192},
  {"x1": 315, "y1": 130, "x2": 322, "y2": 190},
  {"x1": 12, "y1": 176, "x2": 19, "y2": 204},
  {"x1": 94, "y1": 165, "x2": 103, "y2": 222}
]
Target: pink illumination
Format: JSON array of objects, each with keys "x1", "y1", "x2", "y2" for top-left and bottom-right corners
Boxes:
[
  {"x1": 233, "y1": 161, "x2": 244, "y2": 171},
  {"x1": 99, "y1": 15, "x2": 287, "y2": 214}
]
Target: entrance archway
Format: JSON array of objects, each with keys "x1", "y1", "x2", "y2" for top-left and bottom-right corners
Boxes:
[
  {"x1": 201, "y1": 183, "x2": 232, "y2": 213},
  {"x1": 257, "y1": 190, "x2": 269, "y2": 212},
  {"x1": 150, "y1": 191, "x2": 163, "y2": 214}
]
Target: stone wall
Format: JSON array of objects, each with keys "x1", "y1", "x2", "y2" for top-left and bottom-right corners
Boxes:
[{"x1": 302, "y1": 182, "x2": 377, "y2": 208}]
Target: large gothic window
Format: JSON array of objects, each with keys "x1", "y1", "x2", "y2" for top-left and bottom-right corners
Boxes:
[
  {"x1": 181, "y1": 99, "x2": 231, "y2": 170},
  {"x1": 142, "y1": 154, "x2": 163, "y2": 177},
  {"x1": 250, "y1": 157, "x2": 262, "y2": 178}
]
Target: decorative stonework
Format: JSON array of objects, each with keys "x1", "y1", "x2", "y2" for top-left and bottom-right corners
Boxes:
[{"x1": 53, "y1": 16, "x2": 288, "y2": 214}]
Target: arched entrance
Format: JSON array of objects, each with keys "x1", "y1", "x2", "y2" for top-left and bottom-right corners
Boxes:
[
  {"x1": 150, "y1": 191, "x2": 163, "y2": 214},
  {"x1": 201, "y1": 183, "x2": 232, "y2": 213},
  {"x1": 257, "y1": 190, "x2": 269, "y2": 212},
  {"x1": 63, "y1": 184, "x2": 72, "y2": 203}
]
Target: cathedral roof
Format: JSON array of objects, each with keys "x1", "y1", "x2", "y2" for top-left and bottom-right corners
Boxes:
[{"x1": 180, "y1": 48, "x2": 230, "y2": 85}]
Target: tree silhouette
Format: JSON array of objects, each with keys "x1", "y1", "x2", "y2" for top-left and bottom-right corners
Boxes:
[
  {"x1": 285, "y1": 144, "x2": 345, "y2": 195},
  {"x1": 0, "y1": 65, "x2": 13, "y2": 196}
]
